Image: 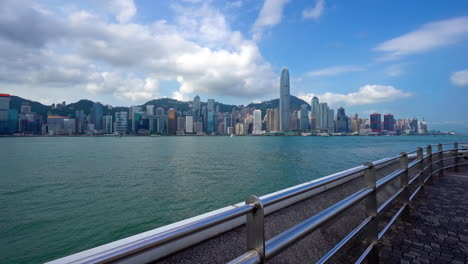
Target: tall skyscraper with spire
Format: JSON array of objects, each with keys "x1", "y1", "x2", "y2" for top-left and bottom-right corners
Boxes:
[{"x1": 279, "y1": 68, "x2": 290, "y2": 132}]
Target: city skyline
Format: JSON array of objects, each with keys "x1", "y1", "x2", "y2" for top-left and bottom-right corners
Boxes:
[{"x1": 0, "y1": 1, "x2": 467, "y2": 132}]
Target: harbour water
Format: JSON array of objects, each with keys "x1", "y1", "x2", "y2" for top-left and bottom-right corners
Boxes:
[{"x1": 1, "y1": 135, "x2": 467, "y2": 263}]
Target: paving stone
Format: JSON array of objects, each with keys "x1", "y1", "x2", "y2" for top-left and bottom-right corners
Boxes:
[{"x1": 379, "y1": 170, "x2": 468, "y2": 264}]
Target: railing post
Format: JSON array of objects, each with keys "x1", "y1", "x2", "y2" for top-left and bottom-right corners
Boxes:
[
  {"x1": 426, "y1": 145, "x2": 433, "y2": 184},
  {"x1": 399, "y1": 152, "x2": 410, "y2": 221},
  {"x1": 364, "y1": 162, "x2": 378, "y2": 264},
  {"x1": 454, "y1": 142, "x2": 459, "y2": 172},
  {"x1": 417, "y1": 147, "x2": 425, "y2": 195},
  {"x1": 438, "y1": 144, "x2": 444, "y2": 177},
  {"x1": 246, "y1": 195, "x2": 265, "y2": 263}
]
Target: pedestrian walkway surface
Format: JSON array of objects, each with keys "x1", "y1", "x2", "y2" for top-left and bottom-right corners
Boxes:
[{"x1": 379, "y1": 168, "x2": 468, "y2": 264}]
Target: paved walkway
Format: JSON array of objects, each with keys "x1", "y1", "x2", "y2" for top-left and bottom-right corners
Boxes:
[{"x1": 379, "y1": 168, "x2": 468, "y2": 264}]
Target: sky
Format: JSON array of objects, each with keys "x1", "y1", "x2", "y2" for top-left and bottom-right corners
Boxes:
[{"x1": 0, "y1": 0, "x2": 468, "y2": 131}]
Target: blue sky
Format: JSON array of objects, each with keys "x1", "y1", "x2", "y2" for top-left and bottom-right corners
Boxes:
[{"x1": 0, "y1": 0, "x2": 467, "y2": 131}]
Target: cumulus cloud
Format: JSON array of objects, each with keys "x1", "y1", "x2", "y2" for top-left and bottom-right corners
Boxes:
[
  {"x1": 0, "y1": 0, "x2": 276, "y2": 104},
  {"x1": 302, "y1": 0, "x2": 325, "y2": 20},
  {"x1": 299, "y1": 85, "x2": 411, "y2": 106},
  {"x1": 376, "y1": 16, "x2": 468, "y2": 60},
  {"x1": 104, "y1": 0, "x2": 137, "y2": 23},
  {"x1": 450, "y1": 70, "x2": 468, "y2": 87},
  {"x1": 252, "y1": 0, "x2": 290, "y2": 40},
  {"x1": 307, "y1": 65, "x2": 365, "y2": 77}
]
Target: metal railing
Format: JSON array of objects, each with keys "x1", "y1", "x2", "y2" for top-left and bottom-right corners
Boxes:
[
  {"x1": 228, "y1": 142, "x2": 467, "y2": 264},
  {"x1": 53, "y1": 142, "x2": 467, "y2": 264}
]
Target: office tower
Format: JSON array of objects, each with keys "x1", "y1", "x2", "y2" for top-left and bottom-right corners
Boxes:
[
  {"x1": 224, "y1": 113, "x2": 232, "y2": 131},
  {"x1": 383, "y1": 114, "x2": 395, "y2": 131},
  {"x1": 273, "y1": 108, "x2": 279, "y2": 131},
  {"x1": 207, "y1": 111, "x2": 214, "y2": 134},
  {"x1": 0, "y1": 93, "x2": 11, "y2": 134},
  {"x1": 370, "y1": 113, "x2": 382, "y2": 132},
  {"x1": 146, "y1": 105, "x2": 155, "y2": 116},
  {"x1": 290, "y1": 111, "x2": 298, "y2": 131},
  {"x1": 419, "y1": 119, "x2": 428, "y2": 134},
  {"x1": 266, "y1": 109, "x2": 275, "y2": 132},
  {"x1": 114, "y1": 112, "x2": 128, "y2": 134},
  {"x1": 217, "y1": 122, "x2": 226, "y2": 134},
  {"x1": 63, "y1": 118, "x2": 76, "y2": 135},
  {"x1": 328, "y1": 109, "x2": 335, "y2": 132},
  {"x1": 7, "y1": 108, "x2": 17, "y2": 134},
  {"x1": 177, "y1": 117, "x2": 186, "y2": 131},
  {"x1": 193, "y1": 122, "x2": 203, "y2": 134},
  {"x1": 155, "y1": 107, "x2": 165, "y2": 133},
  {"x1": 311, "y1": 96, "x2": 319, "y2": 117},
  {"x1": 90, "y1": 102, "x2": 103, "y2": 131},
  {"x1": 279, "y1": 68, "x2": 290, "y2": 132},
  {"x1": 185, "y1": 116, "x2": 193, "y2": 133},
  {"x1": 300, "y1": 104, "x2": 309, "y2": 131},
  {"x1": 193, "y1": 95, "x2": 201, "y2": 122},
  {"x1": 47, "y1": 116, "x2": 69, "y2": 135},
  {"x1": 103, "y1": 115, "x2": 113, "y2": 134},
  {"x1": 252, "y1": 109, "x2": 262, "y2": 134},
  {"x1": 20, "y1": 102, "x2": 31, "y2": 114},
  {"x1": 207, "y1": 99, "x2": 215, "y2": 112},
  {"x1": 168, "y1": 108, "x2": 177, "y2": 134},
  {"x1": 336, "y1": 107, "x2": 349, "y2": 133},
  {"x1": 75, "y1": 110, "x2": 85, "y2": 134}
]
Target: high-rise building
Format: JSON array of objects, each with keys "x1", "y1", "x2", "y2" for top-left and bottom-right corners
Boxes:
[
  {"x1": 146, "y1": 105, "x2": 154, "y2": 116},
  {"x1": 253, "y1": 109, "x2": 262, "y2": 134},
  {"x1": 103, "y1": 115, "x2": 113, "y2": 134},
  {"x1": 194, "y1": 122, "x2": 203, "y2": 134},
  {"x1": 155, "y1": 107, "x2": 165, "y2": 133},
  {"x1": 168, "y1": 108, "x2": 177, "y2": 134},
  {"x1": 193, "y1": 95, "x2": 201, "y2": 122},
  {"x1": 383, "y1": 114, "x2": 395, "y2": 131},
  {"x1": 279, "y1": 68, "x2": 290, "y2": 132},
  {"x1": 75, "y1": 110, "x2": 85, "y2": 134},
  {"x1": 185, "y1": 116, "x2": 194, "y2": 133},
  {"x1": 177, "y1": 116, "x2": 186, "y2": 131},
  {"x1": 328, "y1": 109, "x2": 335, "y2": 133},
  {"x1": 336, "y1": 107, "x2": 349, "y2": 133},
  {"x1": 266, "y1": 109, "x2": 276, "y2": 132},
  {"x1": 0, "y1": 94, "x2": 11, "y2": 134},
  {"x1": 114, "y1": 112, "x2": 127, "y2": 134},
  {"x1": 370, "y1": 113, "x2": 382, "y2": 132},
  {"x1": 311, "y1": 96, "x2": 319, "y2": 122},
  {"x1": 300, "y1": 104, "x2": 309, "y2": 131},
  {"x1": 90, "y1": 102, "x2": 103, "y2": 131}
]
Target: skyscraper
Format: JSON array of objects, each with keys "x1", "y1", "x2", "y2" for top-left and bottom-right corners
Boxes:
[
  {"x1": 336, "y1": 107, "x2": 349, "y2": 133},
  {"x1": 146, "y1": 105, "x2": 154, "y2": 116},
  {"x1": 370, "y1": 113, "x2": 382, "y2": 132},
  {"x1": 253, "y1": 109, "x2": 262, "y2": 134},
  {"x1": 300, "y1": 104, "x2": 309, "y2": 131},
  {"x1": 383, "y1": 114, "x2": 395, "y2": 131},
  {"x1": 168, "y1": 108, "x2": 177, "y2": 134},
  {"x1": 114, "y1": 112, "x2": 128, "y2": 135},
  {"x1": 279, "y1": 68, "x2": 290, "y2": 132},
  {"x1": 103, "y1": 115, "x2": 113, "y2": 134},
  {"x1": 0, "y1": 94, "x2": 11, "y2": 134},
  {"x1": 193, "y1": 95, "x2": 201, "y2": 122},
  {"x1": 311, "y1": 96, "x2": 319, "y2": 119},
  {"x1": 185, "y1": 116, "x2": 194, "y2": 133},
  {"x1": 90, "y1": 102, "x2": 103, "y2": 131}
]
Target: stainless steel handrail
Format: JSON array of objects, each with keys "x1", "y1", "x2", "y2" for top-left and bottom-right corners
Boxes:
[{"x1": 230, "y1": 143, "x2": 466, "y2": 264}]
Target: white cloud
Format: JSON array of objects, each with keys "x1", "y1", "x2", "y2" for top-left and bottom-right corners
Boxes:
[
  {"x1": 101, "y1": 0, "x2": 137, "y2": 23},
  {"x1": 302, "y1": 0, "x2": 325, "y2": 20},
  {"x1": 252, "y1": 0, "x2": 290, "y2": 41},
  {"x1": 299, "y1": 85, "x2": 411, "y2": 106},
  {"x1": 376, "y1": 16, "x2": 468, "y2": 60},
  {"x1": 308, "y1": 65, "x2": 365, "y2": 77},
  {"x1": 450, "y1": 69, "x2": 468, "y2": 87},
  {"x1": 0, "y1": 0, "x2": 277, "y2": 104},
  {"x1": 385, "y1": 64, "x2": 405, "y2": 77},
  {"x1": 86, "y1": 72, "x2": 160, "y2": 102}
]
